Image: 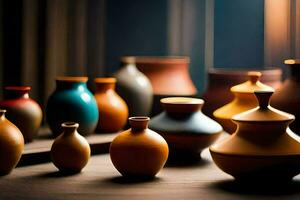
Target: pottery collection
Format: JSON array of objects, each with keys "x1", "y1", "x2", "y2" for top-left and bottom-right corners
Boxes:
[
  {"x1": 149, "y1": 97, "x2": 222, "y2": 156},
  {"x1": 0, "y1": 109, "x2": 24, "y2": 175},
  {"x1": 114, "y1": 58, "x2": 153, "y2": 117},
  {"x1": 271, "y1": 59, "x2": 300, "y2": 135},
  {"x1": 51, "y1": 122, "x2": 91, "y2": 173},
  {"x1": 0, "y1": 86, "x2": 43, "y2": 143},
  {"x1": 110, "y1": 117, "x2": 169, "y2": 178},
  {"x1": 213, "y1": 71, "x2": 274, "y2": 133},
  {"x1": 210, "y1": 91, "x2": 300, "y2": 181},
  {"x1": 46, "y1": 77, "x2": 99, "y2": 137}
]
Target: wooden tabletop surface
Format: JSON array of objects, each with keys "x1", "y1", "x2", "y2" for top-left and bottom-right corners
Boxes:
[{"x1": 2, "y1": 145, "x2": 300, "y2": 200}]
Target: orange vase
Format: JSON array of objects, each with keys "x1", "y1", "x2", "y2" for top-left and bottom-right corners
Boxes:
[
  {"x1": 110, "y1": 117, "x2": 169, "y2": 178},
  {"x1": 94, "y1": 78, "x2": 128, "y2": 133},
  {"x1": 0, "y1": 109, "x2": 24, "y2": 175}
]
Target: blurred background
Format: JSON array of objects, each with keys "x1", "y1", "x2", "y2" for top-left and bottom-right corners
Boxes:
[{"x1": 0, "y1": 0, "x2": 298, "y2": 105}]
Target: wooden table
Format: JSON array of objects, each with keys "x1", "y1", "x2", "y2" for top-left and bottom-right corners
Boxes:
[{"x1": 2, "y1": 146, "x2": 300, "y2": 200}]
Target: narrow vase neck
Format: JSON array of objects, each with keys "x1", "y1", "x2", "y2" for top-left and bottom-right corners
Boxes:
[
  {"x1": 4, "y1": 87, "x2": 30, "y2": 99},
  {"x1": 290, "y1": 64, "x2": 300, "y2": 81},
  {"x1": 56, "y1": 81, "x2": 87, "y2": 91}
]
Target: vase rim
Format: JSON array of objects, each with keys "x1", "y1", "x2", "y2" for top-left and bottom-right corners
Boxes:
[
  {"x1": 5, "y1": 86, "x2": 31, "y2": 91},
  {"x1": 94, "y1": 77, "x2": 116, "y2": 84},
  {"x1": 160, "y1": 97, "x2": 204, "y2": 105},
  {"x1": 61, "y1": 122, "x2": 79, "y2": 128},
  {"x1": 284, "y1": 59, "x2": 300, "y2": 65},
  {"x1": 121, "y1": 56, "x2": 190, "y2": 64},
  {"x1": 129, "y1": 116, "x2": 150, "y2": 122},
  {"x1": 56, "y1": 76, "x2": 88, "y2": 83}
]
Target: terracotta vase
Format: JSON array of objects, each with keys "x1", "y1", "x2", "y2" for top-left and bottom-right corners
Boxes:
[
  {"x1": 0, "y1": 109, "x2": 24, "y2": 175},
  {"x1": 149, "y1": 97, "x2": 223, "y2": 156},
  {"x1": 202, "y1": 67, "x2": 282, "y2": 118},
  {"x1": 213, "y1": 72, "x2": 274, "y2": 133},
  {"x1": 0, "y1": 86, "x2": 43, "y2": 143},
  {"x1": 94, "y1": 78, "x2": 128, "y2": 133},
  {"x1": 124, "y1": 56, "x2": 197, "y2": 116},
  {"x1": 46, "y1": 77, "x2": 99, "y2": 137},
  {"x1": 210, "y1": 91, "x2": 300, "y2": 181},
  {"x1": 51, "y1": 122, "x2": 91, "y2": 173},
  {"x1": 114, "y1": 59, "x2": 153, "y2": 117},
  {"x1": 271, "y1": 59, "x2": 300, "y2": 134},
  {"x1": 110, "y1": 117, "x2": 169, "y2": 178}
]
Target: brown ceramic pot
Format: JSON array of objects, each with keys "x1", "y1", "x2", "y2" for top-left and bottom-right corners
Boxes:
[
  {"x1": 94, "y1": 78, "x2": 128, "y2": 133},
  {"x1": 271, "y1": 59, "x2": 300, "y2": 135},
  {"x1": 210, "y1": 91, "x2": 300, "y2": 181},
  {"x1": 213, "y1": 72, "x2": 274, "y2": 133},
  {"x1": 202, "y1": 67, "x2": 282, "y2": 118},
  {"x1": 51, "y1": 122, "x2": 91, "y2": 173},
  {"x1": 110, "y1": 117, "x2": 169, "y2": 178},
  {"x1": 0, "y1": 109, "x2": 24, "y2": 175},
  {"x1": 0, "y1": 86, "x2": 43, "y2": 143}
]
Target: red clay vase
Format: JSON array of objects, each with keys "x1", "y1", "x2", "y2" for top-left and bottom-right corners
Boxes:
[{"x1": 0, "y1": 86, "x2": 43, "y2": 143}]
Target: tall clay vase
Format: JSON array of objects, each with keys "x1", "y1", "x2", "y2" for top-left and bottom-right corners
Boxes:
[
  {"x1": 94, "y1": 78, "x2": 128, "y2": 133},
  {"x1": 114, "y1": 60, "x2": 153, "y2": 117},
  {"x1": 202, "y1": 67, "x2": 282, "y2": 118},
  {"x1": 272, "y1": 59, "x2": 300, "y2": 134},
  {"x1": 124, "y1": 56, "x2": 197, "y2": 116},
  {"x1": 110, "y1": 117, "x2": 169, "y2": 178},
  {"x1": 51, "y1": 122, "x2": 90, "y2": 173},
  {"x1": 0, "y1": 110, "x2": 24, "y2": 175},
  {"x1": 0, "y1": 86, "x2": 43, "y2": 143},
  {"x1": 46, "y1": 77, "x2": 99, "y2": 137}
]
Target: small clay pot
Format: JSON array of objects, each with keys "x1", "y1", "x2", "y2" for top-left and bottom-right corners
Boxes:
[
  {"x1": 110, "y1": 117, "x2": 169, "y2": 178},
  {"x1": 51, "y1": 122, "x2": 91, "y2": 173},
  {"x1": 0, "y1": 109, "x2": 24, "y2": 175},
  {"x1": 0, "y1": 86, "x2": 43, "y2": 143},
  {"x1": 94, "y1": 78, "x2": 128, "y2": 133}
]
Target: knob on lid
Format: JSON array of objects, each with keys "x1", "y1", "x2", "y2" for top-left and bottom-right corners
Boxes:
[{"x1": 232, "y1": 91, "x2": 295, "y2": 122}]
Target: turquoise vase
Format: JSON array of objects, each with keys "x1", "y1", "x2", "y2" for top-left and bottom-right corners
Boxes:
[{"x1": 46, "y1": 77, "x2": 99, "y2": 137}]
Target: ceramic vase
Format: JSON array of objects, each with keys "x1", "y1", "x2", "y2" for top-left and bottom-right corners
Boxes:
[
  {"x1": 210, "y1": 91, "x2": 300, "y2": 181},
  {"x1": 46, "y1": 77, "x2": 99, "y2": 137},
  {"x1": 114, "y1": 58, "x2": 153, "y2": 117},
  {"x1": 94, "y1": 78, "x2": 128, "y2": 133},
  {"x1": 213, "y1": 71, "x2": 274, "y2": 134},
  {"x1": 110, "y1": 117, "x2": 169, "y2": 178},
  {"x1": 271, "y1": 59, "x2": 300, "y2": 134},
  {"x1": 0, "y1": 86, "x2": 43, "y2": 143},
  {"x1": 149, "y1": 97, "x2": 222, "y2": 157},
  {"x1": 51, "y1": 122, "x2": 91, "y2": 173},
  {"x1": 202, "y1": 67, "x2": 282, "y2": 118},
  {"x1": 0, "y1": 109, "x2": 24, "y2": 175}
]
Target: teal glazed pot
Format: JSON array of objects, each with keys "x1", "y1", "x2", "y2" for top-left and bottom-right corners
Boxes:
[
  {"x1": 0, "y1": 86, "x2": 43, "y2": 143},
  {"x1": 149, "y1": 97, "x2": 223, "y2": 157},
  {"x1": 46, "y1": 77, "x2": 99, "y2": 137}
]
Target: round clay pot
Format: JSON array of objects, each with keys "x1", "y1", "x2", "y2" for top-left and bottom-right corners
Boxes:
[
  {"x1": 202, "y1": 67, "x2": 282, "y2": 118},
  {"x1": 210, "y1": 91, "x2": 300, "y2": 181},
  {"x1": 149, "y1": 97, "x2": 222, "y2": 157},
  {"x1": 271, "y1": 59, "x2": 300, "y2": 134},
  {"x1": 213, "y1": 72, "x2": 274, "y2": 133},
  {"x1": 46, "y1": 77, "x2": 99, "y2": 137},
  {"x1": 94, "y1": 78, "x2": 128, "y2": 133},
  {"x1": 110, "y1": 117, "x2": 169, "y2": 178},
  {"x1": 0, "y1": 86, "x2": 43, "y2": 143},
  {"x1": 0, "y1": 109, "x2": 24, "y2": 175},
  {"x1": 114, "y1": 60, "x2": 153, "y2": 117},
  {"x1": 51, "y1": 122, "x2": 91, "y2": 173}
]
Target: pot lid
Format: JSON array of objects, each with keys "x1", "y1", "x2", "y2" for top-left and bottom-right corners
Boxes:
[
  {"x1": 230, "y1": 71, "x2": 274, "y2": 94},
  {"x1": 232, "y1": 91, "x2": 295, "y2": 122}
]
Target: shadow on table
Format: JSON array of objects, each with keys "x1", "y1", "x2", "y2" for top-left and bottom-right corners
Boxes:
[
  {"x1": 210, "y1": 179, "x2": 300, "y2": 196},
  {"x1": 165, "y1": 151, "x2": 211, "y2": 168},
  {"x1": 37, "y1": 170, "x2": 81, "y2": 178},
  {"x1": 102, "y1": 176, "x2": 161, "y2": 185}
]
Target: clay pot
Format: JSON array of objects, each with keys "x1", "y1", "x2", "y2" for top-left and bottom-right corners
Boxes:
[
  {"x1": 149, "y1": 97, "x2": 222, "y2": 156},
  {"x1": 202, "y1": 67, "x2": 282, "y2": 118},
  {"x1": 271, "y1": 59, "x2": 300, "y2": 134},
  {"x1": 123, "y1": 56, "x2": 197, "y2": 116},
  {"x1": 51, "y1": 122, "x2": 91, "y2": 173},
  {"x1": 0, "y1": 109, "x2": 24, "y2": 175},
  {"x1": 110, "y1": 117, "x2": 169, "y2": 178},
  {"x1": 94, "y1": 78, "x2": 128, "y2": 133},
  {"x1": 210, "y1": 91, "x2": 300, "y2": 181},
  {"x1": 0, "y1": 86, "x2": 43, "y2": 143},
  {"x1": 213, "y1": 72, "x2": 274, "y2": 133},
  {"x1": 114, "y1": 59, "x2": 153, "y2": 117},
  {"x1": 46, "y1": 77, "x2": 99, "y2": 137}
]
